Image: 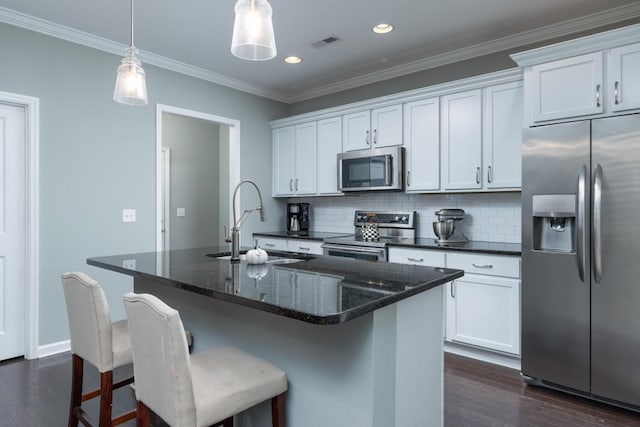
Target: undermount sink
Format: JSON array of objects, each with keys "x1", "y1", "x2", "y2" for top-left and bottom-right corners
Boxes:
[{"x1": 209, "y1": 254, "x2": 303, "y2": 264}]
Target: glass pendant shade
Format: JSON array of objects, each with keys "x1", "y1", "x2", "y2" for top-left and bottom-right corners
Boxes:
[
  {"x1": 113, "y1": 47, "x2": 148, "y2": 106},
  {"x1": 231, "y1": 0, "x2": 277, "y2": 61}
]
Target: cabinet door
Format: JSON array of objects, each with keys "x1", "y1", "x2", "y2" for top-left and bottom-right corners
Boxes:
[
  {"x1": 483, "y1": 82, "x2": 523, "y2": 189},
  {"x1": 404, "y1": 98, "x2": 440, "y2": 192},
  {"x1": 286, "y1": 239, "x2": 323, "y2": 255},
  {"x1": 293, "y1": 122, "x2": 317, "y2": 195},
  {"x1": 255, "y1": 237, "x2": 287, "y2": 252},
  {"x1": 273, "y1": 126, "x2": 295, "y2": 196},
  {"x1": 388, "y1": 247, "x2": 445, "y2": 267},
  {"x1": 609, "y1": 43, "x2": 640, "y2": 113},
  {"x1": 445, "y1": 275, "x2": 520, "y2": 355},
  {"x1": 530, "y1": 52, "x2": 603, "y2": 123},
  {"x1": 441, "y1": 90, "x2": 482, "y2": 190},
  {"x1": 342, "y1": 110, "x2": 371, "y2": 151},
  {"x1": 371, "y1": 104, "x2": 403, "y2": 148},
  {"x1": 317, "y1": 117, "x2": 343, "y2": 195}
]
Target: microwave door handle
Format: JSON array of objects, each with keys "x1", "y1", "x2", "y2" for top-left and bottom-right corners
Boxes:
[{"x1": 385, "y1": 155, "x2": 392, "y2": 185}]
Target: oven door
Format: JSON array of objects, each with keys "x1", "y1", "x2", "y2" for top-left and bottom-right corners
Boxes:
[{"x1": 322, "y1": 243, "x2": 387, "y2": 262}]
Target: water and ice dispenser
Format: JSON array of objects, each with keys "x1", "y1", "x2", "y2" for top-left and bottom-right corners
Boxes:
[{"x1": 532, "y1": 194, "x2": 576, "y2": 253}]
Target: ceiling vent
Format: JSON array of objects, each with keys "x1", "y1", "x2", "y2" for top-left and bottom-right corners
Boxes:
[{"x1": 311, "y1": 34, "x2": 342, "y2": 49}]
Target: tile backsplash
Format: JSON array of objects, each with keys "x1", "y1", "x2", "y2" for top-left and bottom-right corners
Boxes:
[{"x1": 293, "y1": 192, "x2": 522, "y2": 244}]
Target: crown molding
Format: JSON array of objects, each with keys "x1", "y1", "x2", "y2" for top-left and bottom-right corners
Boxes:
[
  {"x1": 0, "y1": 7, "x2": 290, "y2": 103},
  {"x1": 1, "y1": 3, "x2": 639, "y2": 105},
  {"x1": 284, "y1": 2, "x2": 640, "y2": 103}
]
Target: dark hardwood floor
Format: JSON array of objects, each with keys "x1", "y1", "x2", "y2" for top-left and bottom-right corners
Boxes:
[{"x1": 1, "y1": 351, "x2": 639, "y2": 426}]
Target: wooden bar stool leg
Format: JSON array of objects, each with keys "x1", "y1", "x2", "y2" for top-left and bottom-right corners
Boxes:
[
  {"x1": 69, "y1": 354, "x2": 84, "y2": 427},
  {"x1": 136, "y1": 401, "x2": 152, "y2": 427},
  {"x1": 271, "y1": 393, "x2": 286, "y2": 427},
  {"x1": 98, "y1": 370, "x2": 114, "y2": 427}
]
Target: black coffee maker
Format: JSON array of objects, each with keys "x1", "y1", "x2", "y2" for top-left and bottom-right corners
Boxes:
[{"x1": 287, "y1": 203, "x2": 310, "y2": 234}]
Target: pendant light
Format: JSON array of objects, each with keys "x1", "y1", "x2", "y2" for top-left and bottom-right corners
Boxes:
[
  {"x1": 231, "y1": 0, "x2": 277, "y2": 61},
  {"x1": 113, "y1": 0, "x2": 148, "y2": 106}
]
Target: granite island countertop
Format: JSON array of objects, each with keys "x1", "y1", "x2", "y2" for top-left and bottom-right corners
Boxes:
[{"x1": 87, "y1": 246, "x2": 463, "y2": 325}]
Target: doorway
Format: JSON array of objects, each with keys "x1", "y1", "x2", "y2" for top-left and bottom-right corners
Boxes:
[
  {"x1": 0, "y1": 92, "x2": 39, "y2": 361},
  {"x1": 156, "y1": 105, "x2": 240, "y2": 252}
]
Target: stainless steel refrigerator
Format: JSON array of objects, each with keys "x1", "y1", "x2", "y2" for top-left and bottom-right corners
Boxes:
[{"x1": 522, "y1": 113, "x2": 640, "y2": 410}]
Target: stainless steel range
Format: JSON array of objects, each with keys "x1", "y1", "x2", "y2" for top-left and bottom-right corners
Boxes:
[{"x1": 322, "y1": 211, "x2": 416, "y2": 262}]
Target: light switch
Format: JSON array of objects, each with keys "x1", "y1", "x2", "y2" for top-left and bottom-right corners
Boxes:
[
  {"x1": 122, "y1": 259, "x2": 136, "y2": 269},
  {"x1": 177, "y1": 208, "x2": 186, "y2": 217},
  {"x1": 122, "y1": 209, "x2": 136, "y2": 223}
]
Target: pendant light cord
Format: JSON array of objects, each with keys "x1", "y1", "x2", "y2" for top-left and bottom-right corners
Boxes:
[{"x1": 130, "y1": 0, "x2": 135, "y2": 49}]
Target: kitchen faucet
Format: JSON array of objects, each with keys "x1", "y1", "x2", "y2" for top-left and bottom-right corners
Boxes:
[{"x1": 226, "y1": 180, "x2": 266, "y2": 261}]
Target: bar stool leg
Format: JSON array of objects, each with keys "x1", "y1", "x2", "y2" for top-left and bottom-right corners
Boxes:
[
  {"x1": 136, "y1": 401, "x2": 152, "y2": 427},
  {"x1": 69, "y1": 354, "x2": 84, "y2": 427},
  {"x1": 271, "y1": 393, "x2": 286, "y2": 427},
  {"x1": 98, "y1": 371, "x2": 114, "y2": 427}
]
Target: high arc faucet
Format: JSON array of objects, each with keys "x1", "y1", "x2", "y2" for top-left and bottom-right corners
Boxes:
[{"x1": 226, "y1": 180, "x2": 266, "y2": 261}]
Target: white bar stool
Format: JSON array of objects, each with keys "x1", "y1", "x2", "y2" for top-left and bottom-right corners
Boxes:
[{"x1": 123, "y1": 292, "x2": 288, "y2": 427}]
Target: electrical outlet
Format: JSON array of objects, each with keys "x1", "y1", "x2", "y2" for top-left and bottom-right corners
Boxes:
[
  {"x1": 177, "y1": 208, "x2": 186, "y2": 217},
  {"x1": 122, "y1": 259, "x2": 136, "y2": 270},
  {"x1": 122, "y1": 209, "x2": 136, "y2": 223}
]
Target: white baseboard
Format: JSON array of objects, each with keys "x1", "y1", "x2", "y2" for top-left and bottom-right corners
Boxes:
[
  {"x1": 445, "y1": 341, "x2": 521, "y2": 371},
  {"x1": 38, "y1": 340, "x2": 70, "y2": 358}
]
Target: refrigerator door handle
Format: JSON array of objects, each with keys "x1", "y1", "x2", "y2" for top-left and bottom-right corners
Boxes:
[
  {"x1": 593, "y1": 164, "x2": 603, "y2": 283},
  {"x1": 577, "y1": 165, "x2": 586, "y2": 283}
]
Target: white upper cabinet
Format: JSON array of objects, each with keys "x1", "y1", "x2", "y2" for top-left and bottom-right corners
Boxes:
[
  {"x1": 273, "y1": 126, "x2": 296, "y2": 196},
  {"x1": 342, "y1": 110, "x2": 370, "y2": 151},
  {"x1": 316, "y1": 117, "x2": 343, "y2": 195},
  {"x1": 530, "y1": 52, "x2": 603, "y2": 123},
  {"x1": 483, "y1": 82, "x2": 523, "y2": 189},
  {"x1": 404, "y1": 98, "x2": 440, "y2": 192},
  {"x1": 441, "y1": 89, "x2": 482, "y2": 191},
  {"x1": 272, "y1": 123, "x2": 317, "y2": 197},
  {"x1": 512, "y1": 24, "x2": 640, "y2": 125},
  {"x1": 342, "y1": 104, "x2": 402, "y2": 151},
  {"x1": 609, "y1": 43, "x2": 640, "y2": 113}
]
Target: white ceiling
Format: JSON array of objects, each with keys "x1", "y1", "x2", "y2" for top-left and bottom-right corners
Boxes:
[{"x1": 1, "y1": 0, "x2": 639, "y2": 103}]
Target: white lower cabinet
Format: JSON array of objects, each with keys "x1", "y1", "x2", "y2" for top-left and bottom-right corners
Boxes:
[
  {"x1": 388, "y1": 246, "x2": 521, "y2": 356},
  {"x1": 254, "y1": 237, "x2": 323, "y2": 255},
  {"x1": 445, "y1": 274, "x2": 520, "y2": 355}
]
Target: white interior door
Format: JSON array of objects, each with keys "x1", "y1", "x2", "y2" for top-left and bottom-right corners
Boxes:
[{"x1": 0, "y1": 103, "x2": 26, "y2": 360}]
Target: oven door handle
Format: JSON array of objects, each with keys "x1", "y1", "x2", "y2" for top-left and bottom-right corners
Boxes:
[{"x1": 322, "y1": 244, "x2": 385, "y2": 255}]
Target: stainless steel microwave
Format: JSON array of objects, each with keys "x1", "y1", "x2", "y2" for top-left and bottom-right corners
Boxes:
[{"x1": 338, "y1": 146, "x2": 404, "y2": 192}]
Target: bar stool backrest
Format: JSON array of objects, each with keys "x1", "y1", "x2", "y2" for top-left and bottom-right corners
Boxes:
[{"x1": 123, "y1": 292, "x2": 196, "y2": 427}]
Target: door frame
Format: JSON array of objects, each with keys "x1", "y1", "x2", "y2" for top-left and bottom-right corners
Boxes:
[
  {"x1": 155, "y1": 104, "x2": 240, "y2": 251},
  {"x1": 0, "y1": 91, "x2": 40, "y2": 360}
]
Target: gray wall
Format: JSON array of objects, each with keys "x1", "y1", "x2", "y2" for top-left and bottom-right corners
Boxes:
[
  {"x1": 163, "y1": 113, "x2": 221, "y2": 250},
  {"x1": 0, "y1": 22, "x2": 288, "y2": 347}
]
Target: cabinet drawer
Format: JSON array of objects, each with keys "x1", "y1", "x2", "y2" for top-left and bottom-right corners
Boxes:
[
  {"x1": 388, "y1": 247, "x2": 446, "y2": 267},
  {"x1": 255, "y1": 237, "x2": 287, "y2": 252},
  {"x1": 447, "y1": 252, "x2": 520, "y2": 278},
  {"x1": 287, "y1": 239, "x2": 323, "y2": 255}
]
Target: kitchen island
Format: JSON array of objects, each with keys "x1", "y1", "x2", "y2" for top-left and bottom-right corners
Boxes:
[{"x1": 88, "y1": 247, "x2": 463, "y2": 427}]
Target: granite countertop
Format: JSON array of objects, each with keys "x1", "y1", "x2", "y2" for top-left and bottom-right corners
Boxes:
[
  {"x1": 388, "y1": 238, "x2": 521, "y2": 256},
  {"x1": 87, "y1": 246, "x2": 463, "y2": 325},
  {"x1": 254, "y1": 231, "x2": 353, "y2": 241}
]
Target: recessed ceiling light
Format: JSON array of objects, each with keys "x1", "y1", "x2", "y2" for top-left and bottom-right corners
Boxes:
[
  {"x1": 284, "y1": 56, "x2": 303, "y2": 64},
  {"x1": 373, "y1": 23, "x2": 394, "y2": 34}
]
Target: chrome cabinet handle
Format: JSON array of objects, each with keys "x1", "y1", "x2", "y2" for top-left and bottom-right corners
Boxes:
[
  {"x1": 451, "y1": 281, "x2": 455, "y2": 298},
  {"x1": 365, "y1": 130, "x2": 370, "y2": 145},
  {"x1": 577, "y1": 165, "x2": 586, "y2": 282},
  {"x1": 472, "y1": 263, "x2": 493, "y2": 269},
  {"x1": 476, "y1": 167, "x2": 480, "y2": 184},
  {"x1": 407, "y1": 171, "x2": 411, "y2": 187},
  {"x1": 614, "y1": 81, "x2": 620, "y2": 105},
  {"x1": 373, "y1": 129, "x2": 378, "y2": 144},
  {"x1": 289, "y1": 179, "x2": 293, "y2": 191},
  {"x1": 596, "y1": 84, "x2": 601, "y2": 107},
  {"x1": 407, "y1": 257, "x2": 424, "y2": 263},
  {"x1": 264, "y1": 243, "x2": 276, "y2": 248},
  {"x1": 487, "y1": 165, "x2": 493, "y2": 183},
  {"x1": 298, "y1": 246, "x2": 310, "y2": 251},
  {"x1": 295, "y1": 178, "x2": 299, "y2": 192},
  {"x1": 593, "y1": 164, "x2": 603, "y2": 283}
]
